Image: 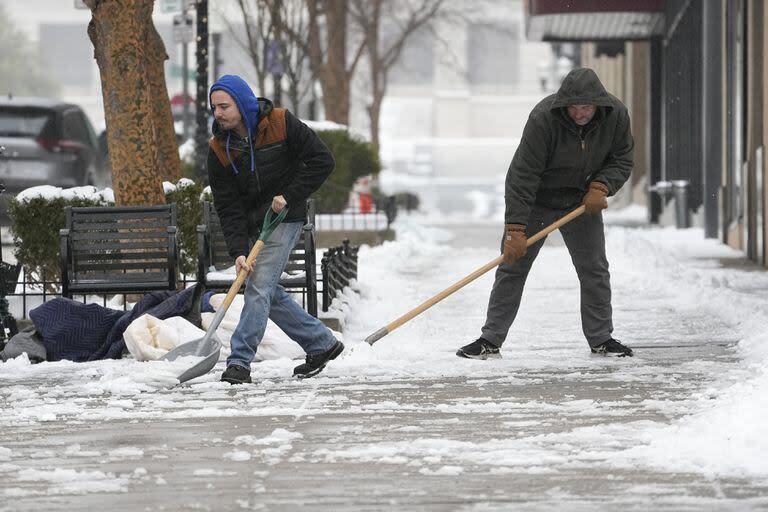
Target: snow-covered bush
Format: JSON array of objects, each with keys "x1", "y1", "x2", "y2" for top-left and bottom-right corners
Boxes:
[
  {"x1": 164, "y1": 178, "x2": 211, "y2": 275},
  {"x1": 8, "y1": 186, "x2": 112, "y2": 290}
]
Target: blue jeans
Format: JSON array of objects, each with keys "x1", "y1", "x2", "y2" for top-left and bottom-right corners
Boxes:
[{"x1": 227, "y1": 221, "x2": 337, "y2": 369}]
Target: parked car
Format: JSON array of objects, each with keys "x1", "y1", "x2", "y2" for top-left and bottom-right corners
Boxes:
[{"x1": 0, "y1": 96, "x2": 111, "y2": 222}]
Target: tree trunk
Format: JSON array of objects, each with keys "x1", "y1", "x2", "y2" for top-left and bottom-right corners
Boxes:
[
  {"x1": 366, "y1": 0, "x2": 383, "y2": 153},
  {"x1": 307, "y1": 0, "x2": 352, "y2": 125},
  {"x1": 86, "y1": 0, "x2": 167, "y2": 205},
  {"x1": 368, "y1": 88, "x2": 383, "y2": 155},
  {"x1": 146, "y1": 23, "x2": 182, "y2": 183}
]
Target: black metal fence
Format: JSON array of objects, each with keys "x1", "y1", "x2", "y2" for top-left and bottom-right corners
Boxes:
[{"x1": 320, "y1": 240, "x2": 359, "y2": 312}]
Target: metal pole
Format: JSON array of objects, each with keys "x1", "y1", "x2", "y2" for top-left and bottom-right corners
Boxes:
[
  {"x1": 211, "y1": 32, "x2": 222, "y2": 81},
  {"x1": 673, "y1": 180, "x2": 691, "y2": 228},
  {"x1": 182, "y1": 42, "x2": 190, "y2": 140},
  {"x1": 701, "y1": 0, "x2": 722, "y2": 239},
  {"x1": 649, "y1": 38, "x2": 663, "y2": 224},
  {"x1": 194, "y1": 0, "x2": 210, "y2": 185}
]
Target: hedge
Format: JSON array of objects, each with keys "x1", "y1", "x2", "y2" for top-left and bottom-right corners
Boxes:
[
  {"x1": 313, "y1": 129, "x2": 381, "y2": 213},
  {"x1": 8, "y1": 194, "x2": 109, "y2": 291}
]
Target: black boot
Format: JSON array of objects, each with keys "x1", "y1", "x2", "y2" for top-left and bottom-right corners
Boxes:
[
  {"x1": 293, "y1": 340, "x2": 344, "y2": 379},
  {"x1": 591, "y1": 338, "x2": 633, "y2": 357},
  {"x1": 221, "y1": 364, "x2": 252, "y2": 384},
  {"x1": 456, "y1": 338, "x2": 501, "y2": 360}
]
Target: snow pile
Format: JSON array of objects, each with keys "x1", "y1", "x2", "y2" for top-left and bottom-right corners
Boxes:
[
  {"x1": 604, "y1": 227, "x2": 768, "y2": 478},
  {"x1": 162, "y1": 177, "x2": 197, "y2": 195}
]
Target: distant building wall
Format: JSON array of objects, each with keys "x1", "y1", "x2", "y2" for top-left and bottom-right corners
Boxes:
[{"x1": 377, "y1": 0, "x2": 553, "y2": 218}]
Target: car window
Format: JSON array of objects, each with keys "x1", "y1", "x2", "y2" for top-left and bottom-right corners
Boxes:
[
  {"x1": 0, "y1": 107, "x2": 54, "y2": 137},
  {"x1": 62, "y1": 110, "x2": 91, "y2": 147},
  {"x1": 80, "y1": 112, "x2": 101, "y2": 151}
]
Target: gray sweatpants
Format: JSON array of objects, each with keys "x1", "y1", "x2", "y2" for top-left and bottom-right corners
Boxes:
[{"x1": 481, "y1": 204, "x2": 613, "y2": 348}]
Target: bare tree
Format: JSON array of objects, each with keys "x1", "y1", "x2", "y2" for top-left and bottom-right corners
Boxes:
[
  {"x1": 84, "y1": 0, "x2": 180, "y2": 205},
  {"x1": 221, "y1": 0, "x2": 271, "y2": 95},
  {"x1": 296, "y1": 0, "x2": 367, "y2": 125},
  {"x1": 269, "y1": 1, "x2": 315, "y2": 115},
  {"x1": 221, "y1": 1, "x2": 314, "y2": 115},
  {"x1": 225, "y1": 0, "x2": 365, "y2": 124},
  {"x1": 351, "y1": 0, "x2": 454, "y2": 153}
]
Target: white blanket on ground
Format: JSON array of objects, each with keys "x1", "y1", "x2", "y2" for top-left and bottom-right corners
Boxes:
[
  {"x1": 201, "y1": 294, "x2": 306, "y2": 362},
  {"x1": 124, "y1": 315, "x2": 205, "y2": 361},
  {"x1": 124, "y1": 294, "x2": 306, "y2": 362}
]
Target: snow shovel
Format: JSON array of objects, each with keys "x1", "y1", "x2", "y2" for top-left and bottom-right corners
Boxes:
[
  {"x1": 365, "y1": 205, "x2": 586, "y2": 345},
  {"x1": 162, "y1": 207, "x2": 289, "y2": 383}
]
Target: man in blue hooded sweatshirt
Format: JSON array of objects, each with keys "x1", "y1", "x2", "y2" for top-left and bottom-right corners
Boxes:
[{"x1": 207, "y1": 75, "x2": 342, "y2": 384}]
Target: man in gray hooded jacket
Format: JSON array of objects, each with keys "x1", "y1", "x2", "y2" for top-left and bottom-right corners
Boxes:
[{"x1": 457, "y1": 67, "x2": 635, "y2": 360}]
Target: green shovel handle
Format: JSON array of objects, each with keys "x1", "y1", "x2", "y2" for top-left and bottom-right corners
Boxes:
[{"x1": 258, "y1": 207, "x2": 289, "y2": 241}]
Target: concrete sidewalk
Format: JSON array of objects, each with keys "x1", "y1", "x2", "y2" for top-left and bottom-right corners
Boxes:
[
  {"x1": 2, "y1": 221, "x2": 768, "y2": 510},
  {"x1": 2, "y1": 341, "x2": 765, "y2": 511}
]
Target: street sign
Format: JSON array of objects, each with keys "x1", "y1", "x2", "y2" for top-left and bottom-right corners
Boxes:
[
  {"x1": 173, "y1": 13, "x2": 195, "y2": 44},
  {"x1": 265, "y1": 40, "x2": 285, "y2": 77},
  {"x1": 162, "y1": 0, "x2": 196, "y2": 13},
  {"x1": 169, "y1": 64, "x2": 197, "y2": 80},
  {"x1": 162, "y1": 0, "x2": 183, "y2": 13}
]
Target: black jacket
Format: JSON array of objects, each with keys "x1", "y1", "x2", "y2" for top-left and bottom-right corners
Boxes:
[
  {"x1": 208, "y1": 98, "x2": 334, "y2": 259},
  {"x1": 505, "y1": 68, "x2": 634, "y2": 224}
]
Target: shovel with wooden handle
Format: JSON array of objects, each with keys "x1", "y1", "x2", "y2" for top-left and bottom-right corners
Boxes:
[
  {"x1": 161, "y1": 207, "x2": 289, "y2": 384},
  {"x1": 364, "y1": 205, "x2": 586, "y2": 345}
]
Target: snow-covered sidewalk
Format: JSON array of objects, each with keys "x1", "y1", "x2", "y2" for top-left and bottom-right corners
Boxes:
[{"x1": 1, "y1": 211, "x2": 768, "y2": 510}]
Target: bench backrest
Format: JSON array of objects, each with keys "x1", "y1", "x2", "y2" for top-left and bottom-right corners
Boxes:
[{"x1": 60, "y1": 204, "x2": 178, "y2": 297}]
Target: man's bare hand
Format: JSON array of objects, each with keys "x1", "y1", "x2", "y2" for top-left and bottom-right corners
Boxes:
[
  {"x1": 235, "y1": 255, "x2": 253, "y2": 274},
  {"x1": 272, "y1": 195, "x2": 287, "y2": 212}
]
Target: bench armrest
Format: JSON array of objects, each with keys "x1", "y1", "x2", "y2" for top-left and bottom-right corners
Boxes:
[
  {"x1": 196, "y1": 224, "x2": 210, "y2": 288},
  {"x1": 59, "y1": 228, "x2": 71, "y2": 298}
]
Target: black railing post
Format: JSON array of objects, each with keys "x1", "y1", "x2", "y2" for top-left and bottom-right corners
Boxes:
[{"x1": 321, "y1": 253, "x2": 330, "y2": 312}]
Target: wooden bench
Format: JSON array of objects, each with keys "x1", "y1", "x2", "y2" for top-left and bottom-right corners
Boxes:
[
  {"x1": 59, "y1": 204, "x2": 178, "y2": 299},
  {"x1": 196, "y1": 200, "x2": 318, "y2": 317}
]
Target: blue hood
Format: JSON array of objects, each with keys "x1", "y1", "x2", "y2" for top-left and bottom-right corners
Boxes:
[
  {"x1": 209, "y1": 75, "x2": 260, "y2": 133},
  {"x1": 209, "y1": 75, "x2": 260, "y2": 174}
]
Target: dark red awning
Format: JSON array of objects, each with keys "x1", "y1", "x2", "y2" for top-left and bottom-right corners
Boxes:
[{"x1": 525, "y1": 0, "x2": 665, "y2": 41}]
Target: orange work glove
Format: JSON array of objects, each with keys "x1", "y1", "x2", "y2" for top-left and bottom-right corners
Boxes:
[
  {"x1": 583, "y1": 181, "x2": 609, "y2": 214},
  {"x1": 503, "y1": 224, "x2": 527, "y2": 265}
]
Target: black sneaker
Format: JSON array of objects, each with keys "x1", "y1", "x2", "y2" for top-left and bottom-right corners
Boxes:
[
  {"x1": 456, "y1": 338, "x2": 501, "y2": 360},
  {"x1": 293, "y1": 340, "x2": 344, "y2": 379},
  {"x1": 591, "y1": 338, "x2": 634, "y2": 357},
  {"x1": 221, "y1": 364, "x2": 252, "y2": 384}
]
